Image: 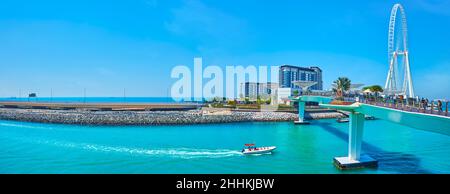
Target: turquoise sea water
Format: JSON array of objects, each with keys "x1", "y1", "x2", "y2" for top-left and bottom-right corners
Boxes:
[{"x1": 1, "y1": 118, "x2": 449, "y2": 174}]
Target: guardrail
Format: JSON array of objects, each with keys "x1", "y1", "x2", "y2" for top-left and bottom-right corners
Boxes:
[
  {"x1": 363, "y1": 98, "x2": 449, "y2": 117},
  {"x1": 299, "y1": 94, "x2": 449, "y2": 117}
]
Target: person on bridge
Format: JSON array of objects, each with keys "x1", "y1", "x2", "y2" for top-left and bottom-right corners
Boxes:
[
  {"x1": 421, "y1": 98, "x2": 426, "y2": 111},
  {"x1": 437, "y1": 100, "x2": 442, "y2": 112}
]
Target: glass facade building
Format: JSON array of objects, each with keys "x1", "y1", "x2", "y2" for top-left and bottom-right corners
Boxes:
[
  {"x1": 279, "y1": 65, "x2": 323, "y2": 90},
  {"x1": 243, "y1": 82, "x2": 277, "y2": 99}
]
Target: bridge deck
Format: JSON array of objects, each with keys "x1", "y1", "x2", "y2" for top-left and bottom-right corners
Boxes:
[
  {"x1": 364, "y1": 101, "x2": 449, "y2": 117},
  {"x1": 291, "y1": 95, "x2": 449, "y2": 117},
  {"x1": 319, "y1": 102, "x2": 450, "y2": 136}
]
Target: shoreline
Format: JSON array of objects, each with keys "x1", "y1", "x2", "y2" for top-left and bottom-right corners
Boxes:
[{"x1": 0, "y1": 108, "x2": 344, "y2": 126}]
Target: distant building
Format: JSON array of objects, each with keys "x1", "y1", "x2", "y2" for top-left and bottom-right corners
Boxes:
[
  {"x1": 279, "y1": 65, "x2": 323, "y2": 91},
  {"x1": 242, "y1": 82, "x2": 278, "y2": 100},
  {"x1": 276, "y1": 88, "x2": 300, "y2": 105}
]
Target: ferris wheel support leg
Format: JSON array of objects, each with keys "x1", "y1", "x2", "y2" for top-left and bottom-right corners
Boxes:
[
  {"x1": 405, "y1": 52, "x2": 414, "y2": 98},
  {"x1": 385, "y1": 65, "x2": 392, "y2": 90},
  {"x1": 385, "y1": 55, "x2": 396, "y2": 92}
]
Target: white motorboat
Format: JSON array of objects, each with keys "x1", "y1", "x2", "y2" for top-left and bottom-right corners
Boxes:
[
  {"x1": 336, "y1": 118, "x2": 349, "y2": 123},
  {"x1": 241, "y1": 144, "x2": 276, "y2": 155},
  {"x1": 365, "y1": 116, "x2": 377, "y2": 120}
]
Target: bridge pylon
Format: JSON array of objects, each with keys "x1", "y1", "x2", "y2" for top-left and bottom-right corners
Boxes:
[{"x1": 333, "y1": 112, "x2": 378, "y2": 169}]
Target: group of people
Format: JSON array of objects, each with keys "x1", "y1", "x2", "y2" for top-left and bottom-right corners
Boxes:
[
  {"x1": 419, "y1": 98, "x2": 445, "y2": 112},
  {"x1": 420, "y1": 98, "x2": 429, "y2": 109},
  {"x1": 361, "y1": 93, "x2": 447, "y2": 113}
]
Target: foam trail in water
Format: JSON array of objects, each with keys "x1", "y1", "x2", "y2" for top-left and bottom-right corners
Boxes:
[
  {"x1": 0, "y1": 123, "x2": 54, "y2": 130},
  {"x1": 1, "y1": 125, "x2": 242, "y2": 159},
  {"x1": 33, "y1": 139, "x2": 242, "y2": 159}
]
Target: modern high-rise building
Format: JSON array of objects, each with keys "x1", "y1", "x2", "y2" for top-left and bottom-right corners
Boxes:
[
  {"x1": 243, "y1": 82, "x2": 278, "y2": 99},
  {"x1": 279, "y1": 65, "x2": 323, "y2": 90}
]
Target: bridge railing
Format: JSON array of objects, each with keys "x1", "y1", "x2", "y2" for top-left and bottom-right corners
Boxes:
[
  {"x1": 298, "y1": 93, "x2": 449, "y2": 117},
  {"x1": 362, "y1": 97, "x2": 449, "y2": 117}
]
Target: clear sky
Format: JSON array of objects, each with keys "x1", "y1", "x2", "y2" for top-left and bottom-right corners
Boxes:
[{"x1": 0, "y1": 0, "x2": 449, "y2": 99}]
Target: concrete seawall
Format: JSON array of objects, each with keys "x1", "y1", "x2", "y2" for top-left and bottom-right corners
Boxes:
[{"x1": 0, "y1": 108, "x2": 344, "y2": 125}]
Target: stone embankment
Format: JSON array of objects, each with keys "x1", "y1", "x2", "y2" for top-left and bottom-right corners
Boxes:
[{"x1": 0, "y1": 108, "x2": 344, "y2": 125}]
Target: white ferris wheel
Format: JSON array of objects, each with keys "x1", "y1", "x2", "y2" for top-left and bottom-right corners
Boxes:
[{"x1": 384, "y1": 3, "x2": 415, "y2": 98}]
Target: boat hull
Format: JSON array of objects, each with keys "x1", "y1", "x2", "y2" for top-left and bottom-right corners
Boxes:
[{"x1": 242, "y1": 146, "x2": 276, "y2": 155}]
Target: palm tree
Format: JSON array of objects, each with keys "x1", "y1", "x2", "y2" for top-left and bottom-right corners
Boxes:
[
  {"x1": 363, "y1": 85, "x2": 383, "y2": 96},
  {"x1": 370, "y1": 85, "x2": 383, "y2": 93},
  {"x1": 333, "y1": 77, "x2": 351, "y2": 100},
  {"x1": 369, "y1": 85, "x2": 383, "y2": 100}
]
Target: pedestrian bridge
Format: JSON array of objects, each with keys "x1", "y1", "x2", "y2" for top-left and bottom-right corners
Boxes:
[
  {"x1": 321, "y1": 102, "x2": 450, "y2": 135},
  {"x1": 290, "y1": 95, "x2": 450, "y2": 169}
]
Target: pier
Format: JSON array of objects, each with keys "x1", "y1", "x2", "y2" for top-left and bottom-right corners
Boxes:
[{"x1": 0, "y1": 101, "x2": 200, "y2": 111}]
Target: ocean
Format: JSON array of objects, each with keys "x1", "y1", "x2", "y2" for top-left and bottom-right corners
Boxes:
[{"x1": 0, "y1": 118, "x2": 449, "y2": 173}]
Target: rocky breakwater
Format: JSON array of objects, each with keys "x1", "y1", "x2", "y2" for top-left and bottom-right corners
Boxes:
[
  {"x1": 0, "y1": 108, "x2": 298, "y2": 125},
  {"x1": 0, "y1": 108, "x2": 344, "y2": 125}
]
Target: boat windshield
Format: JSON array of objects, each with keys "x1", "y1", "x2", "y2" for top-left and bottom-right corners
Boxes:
[{"x1": 244, "y1": 144, "x2": 256, "y2": 149}]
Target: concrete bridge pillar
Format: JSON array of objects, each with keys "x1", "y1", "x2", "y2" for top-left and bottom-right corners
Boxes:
[
  {"x1": 294, "y1": 101, "x2": 309, "y2": 124},
  {"x1": 349, "y1": 112, "x2": 364, "y2": 160},
  {"x1": 333, "y1": 111, "x2": 378, "y2": 169}
]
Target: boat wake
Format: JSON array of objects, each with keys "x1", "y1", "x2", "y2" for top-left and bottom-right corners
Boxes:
[
  {"x1": 28, "y1": 138, "x2": 243, "y2": 159},
  {"x1": 1, "y1": 122, "x2": 243, "y2": 159},
  {"x1": 0, "y1": 122, "x2": 54, "y2": 130},
  {"x1": 56, "y1": 141, "x2": 242, "y2": 159}
]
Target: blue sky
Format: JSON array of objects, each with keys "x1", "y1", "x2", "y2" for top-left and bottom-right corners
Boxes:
[{"x1": 0, "y1": 0, "x2": 449, "y2": 99}]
